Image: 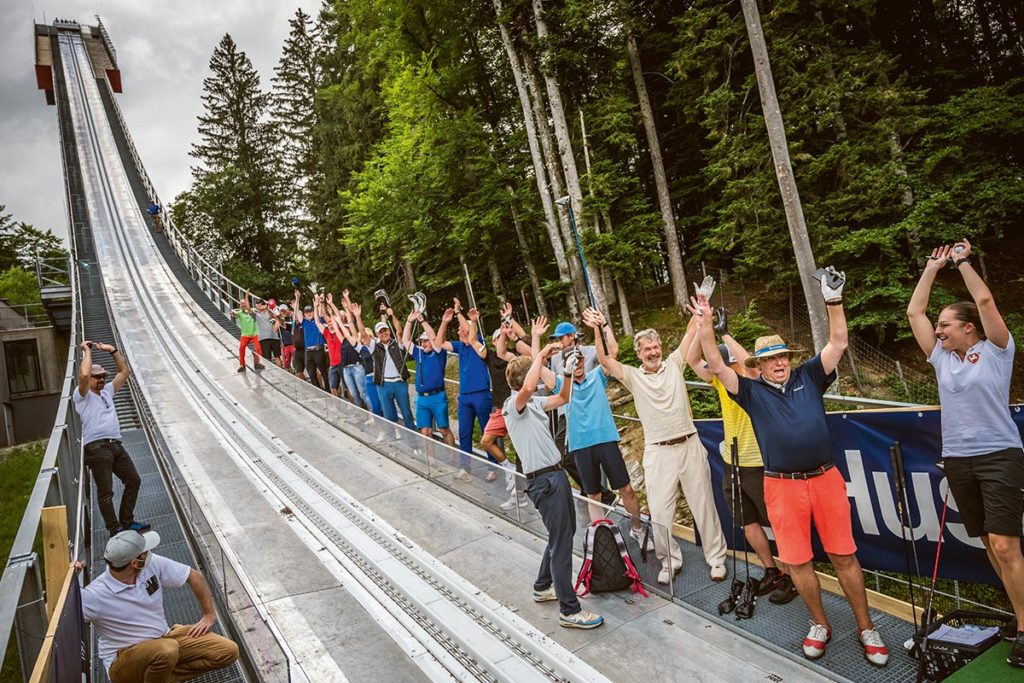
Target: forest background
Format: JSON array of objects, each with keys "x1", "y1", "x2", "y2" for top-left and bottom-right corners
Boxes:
[{"x1": 168, "y1": 0, "x2": 1024, "y2": 399}]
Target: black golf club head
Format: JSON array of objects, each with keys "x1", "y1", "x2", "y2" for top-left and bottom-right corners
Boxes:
[
  {"x1": 718, "y1": 579, "x2": 744, "y2": 615},
  {"x1": 373, "y1": 288, "x2": 391, "y2": 309},
  {"x1": 735, "y1": 577, "x2": 760, "y2": 620}
]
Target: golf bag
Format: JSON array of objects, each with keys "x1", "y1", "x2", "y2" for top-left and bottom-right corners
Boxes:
[{"x1": 575, "y1": 519, "x2": 648, "y2": 598}]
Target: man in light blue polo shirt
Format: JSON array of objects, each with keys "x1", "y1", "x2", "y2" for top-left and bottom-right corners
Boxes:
[{"x1": 403, "y1": 309, "x2": 455, "y2": 447}]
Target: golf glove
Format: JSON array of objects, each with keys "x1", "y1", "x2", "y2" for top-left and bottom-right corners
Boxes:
[
  {"x1": 713, "y1": 307, "x2": 728, "y2": 336},
  {"x1": 693, "y1": 276, "x2": 716, "y2": 301},
  {"x1": 563, "y1": 351, "x2": 581, "y2": 377},
  {"x1": 818, "y1": 266, "x2": 846, "y2": 303}
]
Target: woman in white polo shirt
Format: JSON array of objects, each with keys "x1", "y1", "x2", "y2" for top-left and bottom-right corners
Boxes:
[{"x1": 907, "y1": 238, "x2": 1024, "y2": 668}]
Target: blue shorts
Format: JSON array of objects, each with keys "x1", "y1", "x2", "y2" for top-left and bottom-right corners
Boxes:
[
  {"x1": 416, "y1": 391, "x2": 449, "y2": 430},
  {"x1": 570, "y1": 441, "x2": 630, "y2": 495}
]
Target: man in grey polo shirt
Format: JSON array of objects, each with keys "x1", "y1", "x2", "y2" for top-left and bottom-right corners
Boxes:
[
  {"x1": 503, "y1": 317, "x2": 603, "y2": 630},
  {"x1": 76, "y1": 529, "x2": 238, "y2": 682}
]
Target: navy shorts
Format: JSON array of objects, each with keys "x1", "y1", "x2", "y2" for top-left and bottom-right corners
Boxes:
[
  {"x1": 329, "y1": 364, "x2": 344, "y2": 390},
  {"x1": 570, "y1": 441, "x2": 630, "y2": 495}
]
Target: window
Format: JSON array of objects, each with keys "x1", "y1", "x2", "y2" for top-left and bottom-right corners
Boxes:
[{"x1": 6, "y1": 339, "x2": 42, "y2": 394}]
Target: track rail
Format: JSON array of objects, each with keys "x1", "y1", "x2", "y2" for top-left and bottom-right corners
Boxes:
[{"x1": 59, "y1": 29, "x2": 606, "y2": 683}]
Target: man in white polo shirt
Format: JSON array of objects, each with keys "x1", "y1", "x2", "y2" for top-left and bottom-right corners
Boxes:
[
  {"x1": 77, "y1": 529, "x2": 239, "y2": 682},
  {"x1": 73, "y1": 341, "x2": 148, "y2": 536}
]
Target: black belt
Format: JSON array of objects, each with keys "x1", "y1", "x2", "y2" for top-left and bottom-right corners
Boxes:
[
  {"x1": 654, "y1": 432, "x2": 695, "y2": 447},
  {"x1": 418, "y1": 388, "x2": 445, "y2": 397},
  {"x1": 85, "y1": 438, "x2": 121, "y2": 448},
  {"x1": 526, "y1": 463, "x2": 563, "y2": 480},
  {"x1": 306, "y1": 345, "x2": 323, "y2": 350},
  {"x1": 764, "y1": 462, "x2": 835, "y2": 480}
]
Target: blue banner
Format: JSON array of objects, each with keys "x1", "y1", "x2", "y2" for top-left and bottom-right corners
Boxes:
[{"x1": 695, "y1": 404, "x2": 1024, "y2": 585}]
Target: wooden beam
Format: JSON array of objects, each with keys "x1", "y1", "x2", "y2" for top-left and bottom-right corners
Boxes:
[
  {"x1": 41, "y1": 506, "x2": 69, "y2": 619},
  {"x1": 29, "y1": 567, "x2": 75, "y2": 683}
]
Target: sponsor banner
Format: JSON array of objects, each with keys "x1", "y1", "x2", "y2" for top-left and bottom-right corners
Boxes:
[{"x1": 696, "y1": 404, "x2": 1024, "y2": 585}]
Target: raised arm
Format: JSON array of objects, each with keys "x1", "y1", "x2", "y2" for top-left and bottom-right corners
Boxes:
[
  {"x1": 514, "y1": 318, "x2": 550, "y2": 412},
  {"x1": 347, "y1": 302, "x2": 367, "y2": 345},
  {"x1": 468, "y1": 308, "x2": 487, "y2": 358},
  {"x1": 817, "y1": 266, "x2": 849, "y2": 375},
  {"x1": 907, "y1": 246, "x2": 949, "y2": 357},
  {"x1": 715, "y1": 307, "x2": 756, "y2": 378},
  {"x1": 952, "y1": 239, "x2": 1009, "y2": 348},
  {"x1": 500, "y1": 301, "x2": 529, "y2": 340},
  {"x1": 685, "y1": 329, "x2": 713, "y2": 382},
  {"x1": 691, "y1": 294, "x2": 739, "y2": 394},
  {"x1": 494, "y1": 325, "x2": 516, "y2": 362},
  {"x1": 435, "y1": 308, "x2": 455, "y2": 352},
  {"x1": 543, "y1": 347, "x2": 575, "y2": 411},
  {"x1": 313, "y1": 295, "x2": 327, "y2": 333},
  {"x1": 402, "y1": 309, "x2": 417, "y2": 350},
  {"x1": 78, "y1": 341, "x2": 93, "y2": 396},
  {"x1": 583, "y1": 307, "x2": 624, "y2": 380}
]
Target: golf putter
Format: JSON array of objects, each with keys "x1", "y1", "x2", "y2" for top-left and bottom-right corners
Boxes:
[{"x1": 718, "y1": 439, "x2": 744, "y2": 615}]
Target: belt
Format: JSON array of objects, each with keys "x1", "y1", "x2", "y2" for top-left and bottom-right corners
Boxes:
[
  {"x1": 418, "y1": 388, "x2": 445, "y2": 397},
  {"x1": 343, "y1": 363, "x2": 360, "y2": 368},
  {"x1": 525, "y1": 463, "x2": 563, "y2": 481},
  {"x1": 764, "y1": 462, "x2": 835, "y2": 480},
  {"x1": 306, "y1": 345, "x2": 323, "y2": 350},
  {"x1": 654, "y1": 432, "x2": 695, "y2": 447},
  {"x1": 85, "y1": 438, "x2": 121, "y2": 448},
  {"x1": 383, "y1": 378, "x2": 404, "y2": 383}
]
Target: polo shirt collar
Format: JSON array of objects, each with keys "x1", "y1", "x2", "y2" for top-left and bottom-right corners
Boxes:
[
  {"x1": 759, "y1": 375, "x2": 788, "y2": 393},
  {"x1": 101, "y1": 572, "x2": 136, "y2": 593},
  {"x1": 641, "y1": 362, "x2": 666, "y2": 375}
]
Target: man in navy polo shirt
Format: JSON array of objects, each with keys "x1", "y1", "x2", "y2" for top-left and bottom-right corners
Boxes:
[
  {"x1": 435, "y1": 299, "x2": 493, "y2": 481},
  {"x1": 403, "y1": 309, "x2": 456, "y2": 448},
  {"x1": 293, "y1": 289, "x2": 328, "y2": 390},
  {"x1": 694, "y1": 268, "x2": 889, "y2": 668}
]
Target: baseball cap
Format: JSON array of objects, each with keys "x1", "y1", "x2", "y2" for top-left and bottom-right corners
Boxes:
[
  {"x1": 417, "y1": 332, "x2": 430, "y2": 341},
  {"x1": 549, "y1": 322, "x2": 577, "y2": 338},
  {"x1": 268, "y1": 298, "x2": 277, "y2": 307},
  {"x1": 303, "y1": 305, "x2": 314, "y2": 312},
  {"x1": 90, "y1": 363, "x2": 107, "y2": 377},
  {"x1": 374, "y1": 322, "x2": 389, "y2": 333},
  {"x1": 104, "y1": 529, "x2": 160, "y2": 566},
  {"x1": 278, "y1": 304, "x2": 290, "y2": 312}
]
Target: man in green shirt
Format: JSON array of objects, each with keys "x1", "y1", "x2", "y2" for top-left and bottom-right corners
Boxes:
[{"x1": 231, "y1": 292, "x2": 265, "y2": 373}]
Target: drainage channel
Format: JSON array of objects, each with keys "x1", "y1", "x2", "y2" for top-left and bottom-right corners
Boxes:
[{"x1": 62, "y1": 27, "x2": 605, "y2": 683}]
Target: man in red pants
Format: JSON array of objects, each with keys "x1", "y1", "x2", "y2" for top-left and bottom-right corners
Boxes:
[{"x1": 230, "y1": 291, "x2": 264, "y2": 372}]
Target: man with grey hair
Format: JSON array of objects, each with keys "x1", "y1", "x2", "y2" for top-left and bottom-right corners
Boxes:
[
  {"x1": 594, "y1": 316, "x2": 728, "y2": 585},
  {"x1": 73, "y1": 341, "x2": 148, "y2": 536}
]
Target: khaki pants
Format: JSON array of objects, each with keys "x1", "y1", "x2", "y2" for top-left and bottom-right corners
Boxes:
[
  {"x1": 109, "y1": 624, "x2": 239, "y2": 683},
  {"x1": 643, "y1": 436, "x2": 728, "y2": 571}
]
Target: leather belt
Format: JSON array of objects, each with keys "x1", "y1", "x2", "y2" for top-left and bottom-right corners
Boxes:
[
  {"x1": 764, "y1": 462, "x2": 835, "y2": 480},
  {"x1": 418, "y1": 388, "x2": 445, "y2": 397},
  {"x1": 526, "y1": 463, "x2": 563, "y2": 480},
  {"x1": 85, "y1": 438, "x2": 121, "y2": 448},
  {"x1": 654, "y1": 432, "x2": 695, "y2": 447}
]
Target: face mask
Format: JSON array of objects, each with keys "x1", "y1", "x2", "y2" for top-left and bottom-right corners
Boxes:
[{"x1": 134, "y1": 553, "x2": 148, "y2": 571}]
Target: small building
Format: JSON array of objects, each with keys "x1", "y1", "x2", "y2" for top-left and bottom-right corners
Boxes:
[{"x1": 0, "y1": 300, "x2": 68, "y2": 445}]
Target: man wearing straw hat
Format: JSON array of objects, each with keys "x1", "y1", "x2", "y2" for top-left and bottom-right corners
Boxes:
[{"x1": 693, "y1": 268, "x2": 889, "y2": 667}]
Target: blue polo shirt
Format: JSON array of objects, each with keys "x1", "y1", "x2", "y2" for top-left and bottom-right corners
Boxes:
[
  {"x1": 451, "y1": 339, "x2": 490, "y2": 394},
  {"x1": 413, "y1": 347, "x2": 448, "y2": 393},
  {"x1": 730, "y1": 354, "x2": 836, "y2": 474},
  {"x1": 301, "y1": 318, "x2": 324, "y2": 347},
  {"x1": 563, "y1": 368, "x2": 620, "y2": 452}
]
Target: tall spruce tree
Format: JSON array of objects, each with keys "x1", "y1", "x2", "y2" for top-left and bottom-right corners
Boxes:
[{"x1": 185, "y1": 33, "x2": 281, "y2": 274}]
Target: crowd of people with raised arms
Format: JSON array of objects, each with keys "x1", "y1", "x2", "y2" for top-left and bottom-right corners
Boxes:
[{"x1": 74, "y1": 237, "x2": 1023, "y2": 678}]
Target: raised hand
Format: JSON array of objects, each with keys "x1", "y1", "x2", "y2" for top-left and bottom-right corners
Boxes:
[
  {"x1": 952, "y1": 238, "x2": 971, "y2": 261},
  {"x1": 468, "y1": 308, "x2": 479, "y2": 322},
  {"x1": 349, "y1": 302, "x2": 361, "y2": 317},
  {"x1": 407, "y1": 309, "x2": 419, "y2": 323},
  {"x1": 819, "y1": 266, "x2": 846, "y2": 303},
  {"x1": 531, "y1": 316, "x2": 549, "y2": 339},
  {"x1": 541, "y1": 341, "x2": 561, "y2": 358},
  {"x1": 452, "y1": 297, "x2": 462, "y2": 314},
  {"x1": 563, "y1": 349, "x2": 581, "y2": 376},
  {"x1": 500, "y1": 301, "x2": 513, "y2": 320},
  {"x1": 442, "y1": 308, "x2": 454, "y2": 322},
  {"x1": 926, "y1": 245, "x2": 953, "y2": 272},
  {"x1": 687, "y1": 293, "x2": 712, "y2": 322},
  {"x1": 326, "y1": 292, "x2": 334, "y2": 305},
  {"x1": 713, "y1": 307, "x2": 728, "y2": 336}
]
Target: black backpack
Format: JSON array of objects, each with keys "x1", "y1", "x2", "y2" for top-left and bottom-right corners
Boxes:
[{"x1": 574, "y1": 519, "x2": 648, "y2": 597}]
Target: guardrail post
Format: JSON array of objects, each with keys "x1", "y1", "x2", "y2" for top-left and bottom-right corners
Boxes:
[{"x1": 13, "y1": 555, "x2": 47, "y2": 681}]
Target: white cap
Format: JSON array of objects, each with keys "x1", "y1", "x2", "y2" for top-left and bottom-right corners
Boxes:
[
  {"x1": 104, "y1": 530, "x2": 160, "y2": 566},
  {"x1": 374, "y1": 322, "x2": 389, "y2": 334}
]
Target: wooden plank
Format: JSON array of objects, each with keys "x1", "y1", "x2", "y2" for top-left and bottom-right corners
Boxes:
[
  {"x1": 28, "y1": 567, "x2": 75, "y2": 683},
  {"x1": 41, "y1": 506, "x2": 68, "y2": 619}
]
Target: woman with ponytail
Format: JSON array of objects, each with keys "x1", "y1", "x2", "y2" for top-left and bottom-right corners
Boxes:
[{"x1": 907, "y1": 238, "x2": 1024, "y2": 668}]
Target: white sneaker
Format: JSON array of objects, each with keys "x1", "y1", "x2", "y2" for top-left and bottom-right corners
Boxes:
[
  {"x1": 860, "y1": 628, "x2": 889, "y2": 667},
  {"x1": 803, "y1": 622, "x2": 831, "y2": 660},
  {"x1": 485, "y1": 469, "x2": 498, "y2": 482},
  {"x1": 532, "y1": 586, "x2": 557, "y2": 602},
  {"x1": 710, "y1": 564, "x2": 727, "y2": 581},
  {"x1": 629, "y1": 526, "x2": 645, "y2": 546},
  {"x1": 657, "y1": 566, "x2": 681, "y2": 585},
  {"x1": 453, "y1": 469, "x2": 471, "y2": 482},
  {"x1": 500, "y1": 492, "x2": 529, "y2": 510}
]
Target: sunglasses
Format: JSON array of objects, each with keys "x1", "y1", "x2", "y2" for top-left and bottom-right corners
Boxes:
[{"x1": 91, "y1": 375, "x2": 107, "y2": 381}]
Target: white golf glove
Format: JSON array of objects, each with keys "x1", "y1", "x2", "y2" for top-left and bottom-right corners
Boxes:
[
  {"x1": 693, "y1": 275, "x2": 716, "y2": 301},
  {"x1": 563, "y1": 351, "x2": 581, "y2": 377},
  {"x1": 819, "y1": 266, "x2": 846, "y2": 303}
]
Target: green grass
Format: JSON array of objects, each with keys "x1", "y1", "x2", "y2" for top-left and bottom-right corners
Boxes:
[{"x1": 0, "y1": 439, "x2": 47, "y2": 683}]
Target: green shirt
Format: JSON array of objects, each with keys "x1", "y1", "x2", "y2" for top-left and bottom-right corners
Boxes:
[{"x1": 234, "y1": 309, "x2": 258, "y2": 337}]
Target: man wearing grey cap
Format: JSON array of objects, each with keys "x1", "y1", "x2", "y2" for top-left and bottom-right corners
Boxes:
[
  {"x1": 73, "y1": 341, "x2": 147, "y2": 536},
  {"x1": 77, "y1": 529, "x2": 238, "y2": 682}
]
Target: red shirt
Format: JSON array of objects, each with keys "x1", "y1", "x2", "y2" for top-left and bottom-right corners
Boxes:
[{"x1": 324, "y1": 328, "x2": 343, "y2": 366}]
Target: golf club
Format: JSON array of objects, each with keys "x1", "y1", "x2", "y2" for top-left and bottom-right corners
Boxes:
[
  {"x1": 734, "y1": 438, "x2": 758, "y2": 619},
  {"x1": 890, "y1": 442, "x2": 920, "y2": 632},
  {"x1": 915, "y1": 479, "x2": 951, "y2": 683},
  {"x1": 718, "y1": 438, "x2": 743, "y2": 615},
  {"x1": 555, "y1": 195, "x2": 608, "y2": 356}
]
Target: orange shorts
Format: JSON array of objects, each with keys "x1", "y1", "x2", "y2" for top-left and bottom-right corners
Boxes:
[
  {"x1": 763, "y1": 465, "x2": 856, "y2": 565},
  {"x1": 483, "y1": 409, "x2": 507, "y2": 437}
]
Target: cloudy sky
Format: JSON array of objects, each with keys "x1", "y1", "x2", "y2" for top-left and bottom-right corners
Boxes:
[{"x1": 0, "y1": 0, "x2": 321, "y2": 245}]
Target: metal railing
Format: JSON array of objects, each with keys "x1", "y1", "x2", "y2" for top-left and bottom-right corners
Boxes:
[
  {"x1": 0, "y1": 303, "x2": 52, "y2": 331},
  {"x1": 0, "y1": 257, "x2": 84, "y2": 680}
]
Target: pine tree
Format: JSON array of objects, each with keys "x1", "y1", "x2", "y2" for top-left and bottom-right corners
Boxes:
[
  {"x1": 272, "y1": 8, "x2": 321, "y2": 230},
  {"x1": 187, "y1": 33, "x2": 281, "y2": 273}
]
